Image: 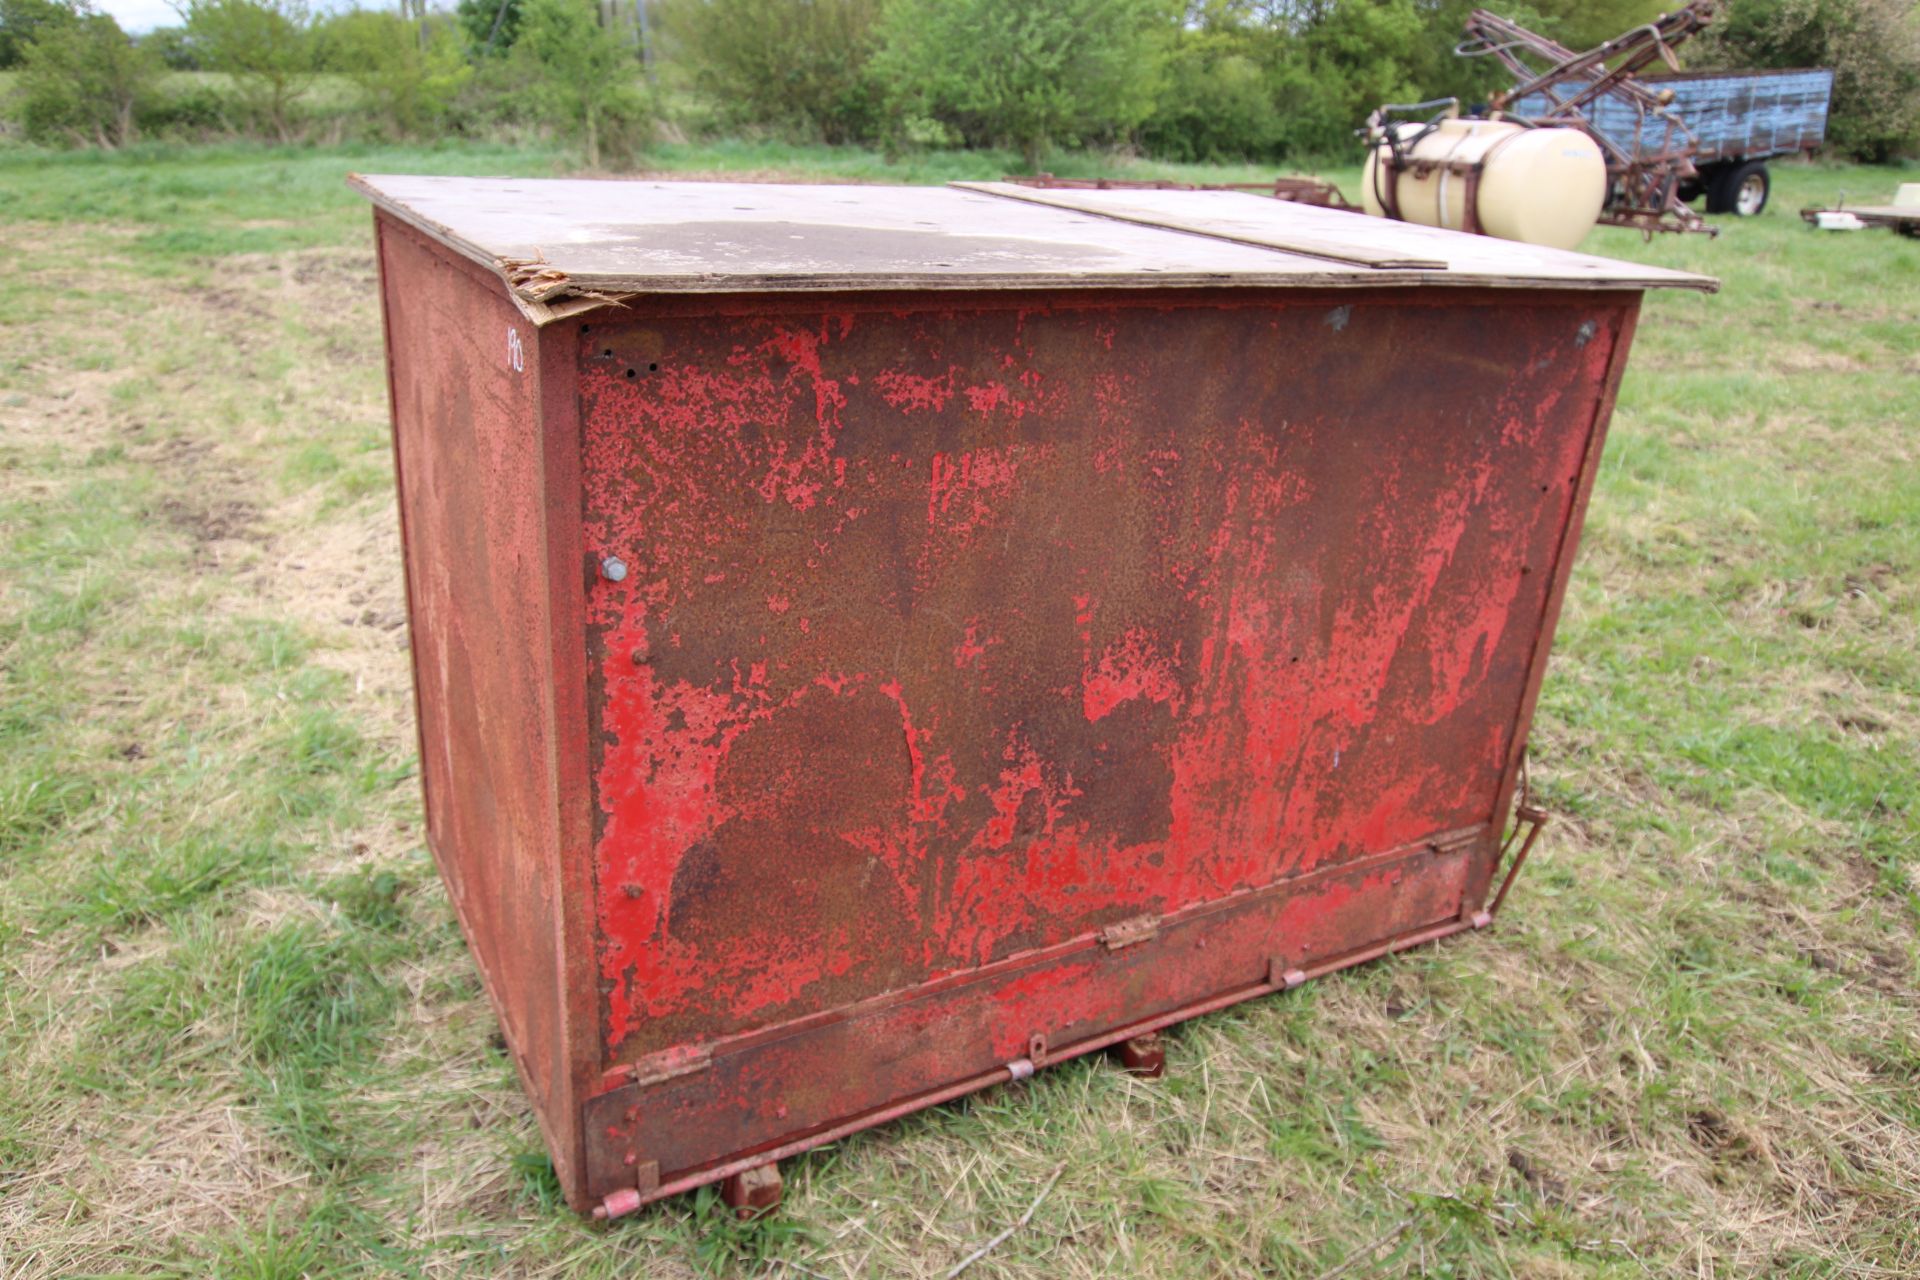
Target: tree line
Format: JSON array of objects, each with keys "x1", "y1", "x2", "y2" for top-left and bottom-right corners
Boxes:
[{"x1": 1, "y1": 0, "x2": 1914, "y2": 164}]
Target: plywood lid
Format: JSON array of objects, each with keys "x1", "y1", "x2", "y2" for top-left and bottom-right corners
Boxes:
[{"x1": 350, "y1": 174, "x2": 1717, "y2": 322}]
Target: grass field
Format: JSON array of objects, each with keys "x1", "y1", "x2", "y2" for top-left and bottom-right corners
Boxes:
[{"x1": 0, "y1": 140, "x2": 1915, "y2": 1279}]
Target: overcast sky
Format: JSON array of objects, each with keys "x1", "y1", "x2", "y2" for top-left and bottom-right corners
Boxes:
[
  {"x1": 99, "y1": 0, "x2": 371, "y2": 33},
  {"x1": 96, "y1": 0, "x2": 184, "y2": 31}
]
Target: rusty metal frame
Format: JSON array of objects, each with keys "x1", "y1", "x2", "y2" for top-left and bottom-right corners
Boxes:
[
  {"x1": 584, "y1": 823, "x2": 1498, "y2": 1219},
  {"x1": 563, "y1": 283, "x2": 1639, "y2": 1216},
  {"x1": 597, "y1": 915, "x2": 1490, "y2": 1216},
  {"x1": 373, "y1": 203, "x2": 1644, "y2": 1218}
]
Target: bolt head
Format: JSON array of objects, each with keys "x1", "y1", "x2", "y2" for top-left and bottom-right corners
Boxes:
[{"x1": 601, "y1": 556, "x2": 628, "y2": 583}]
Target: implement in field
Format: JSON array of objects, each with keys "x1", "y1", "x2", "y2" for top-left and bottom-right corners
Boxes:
[
  {"x1": 1800, "y1": 184, "x2": 1920, "y2": 237},
  {"x1": 1457, "y1": 1, "x2": 1725, "y2": 234},
  {"x1": 1364, "y1": 3, "x2": 1835, "y2": 244}
]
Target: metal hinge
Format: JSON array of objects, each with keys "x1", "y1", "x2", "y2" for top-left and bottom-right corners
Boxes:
[
  {"x1": 1426, "y1": 827, "x2": 1482, "y2": 856},
  {"x1": 1101, "y1": 914, "x2": 1161, "y2": 951},
  {"x1": 1267, "y1": 956, "x2": 1307, "y2": 990},
  {"x1": 594, "y1": 1158, "x2": 659, "y2": 1221},
  {"x1": 625, "y1": 1043, "x2": 714, "y2": 1090}
]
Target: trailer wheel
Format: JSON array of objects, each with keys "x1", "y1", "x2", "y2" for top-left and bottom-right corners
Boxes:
[{"x1": 1708, "y1": 161, "x2": 1770, "y2": 216}]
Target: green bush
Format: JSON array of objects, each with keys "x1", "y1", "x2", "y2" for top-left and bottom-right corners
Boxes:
[
  {"x1": 874, "y1": 0, "x2": 1176, "y2": 170},
  {"x1": 0, "y1": 0, "x2": 74, "y2": 68},
  {"x1": 14, "y1": 1, "x2": 159, "y2": 147},
  {"x1": 1695, "y1": 0, "x2": 1920, "y2": 161},
  {"x1": 183, "y1": 0, "x2": 315, "y2": 142},
  {"x1": 135, "y1": 73, "x2": 240, "y2": 136},
  {"x1": 1139, "y1": 26, "x2": 1282, "y2": 162},
  {"x1": 510, "y1": 0, "x2": 650, "y2": 167},
  {"x1": 1141, "y1": 0, "x2": 1425, "y2": 165},
  {"x1": 141, "y1": 24, "x2": 202, "y2": 70},
  {"x1": 1277, "y1": 0, "x2": 1418, "y2": 158},
  {"x1": 316, "y1": 10, "x2": 472, "y2": 137},
  {"x1": 664, "y1": 0, "x2": 883, "y2": 143},
  {"x1": 456, "y1": 0, "x2": 522, "y2": 56},
  {"x1": 444, "y1": 50, "x2": 542, "y2": 132},
  {"x1": 1135, "y1": 0, "x2": 1686, "y2": 168},
  {"x1": 1532, "y1": 0, "x2": 1677, "y2": 51}
]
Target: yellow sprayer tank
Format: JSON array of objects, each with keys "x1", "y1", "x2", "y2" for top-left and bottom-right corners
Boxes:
[{"x1": 1362, "y1": 117, "x2": 1608, "y2": 251}]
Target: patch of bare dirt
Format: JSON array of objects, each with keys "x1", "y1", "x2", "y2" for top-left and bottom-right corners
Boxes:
[{"x1": 1776, "y1": 350, "x2": 1877, "y2": 374}]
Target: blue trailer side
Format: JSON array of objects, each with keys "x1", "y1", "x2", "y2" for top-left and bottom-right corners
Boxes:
[{"x1": 1514, "y1": 67, "x2": 1833, "y2": 218}]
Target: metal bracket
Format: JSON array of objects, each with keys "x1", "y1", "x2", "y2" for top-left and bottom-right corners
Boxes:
[
  {"x1": 1101, "y1": 914, "x2": 1160, "y2": 951},
  {"x1": 1267, "y1": 957, "x2": 1308, "y2": 990},
  {"x1": 625, "y1": 1043, "x2": 713, "y2": 1090},
  {"x1": 1007, "y1": 1031, "x2": 1049, "y2": 1082},
  {"x1": 594, "y1": 1187, "x2": 642, "y2": 1221},
  {"x1": 593, "y1": 1156, "x2": 658, "y2": 1222},
  {"x1": 1427, "y1": 827, "x2": 1482, "y2": 857},
  {"x1": 1487, "y1": 802, "x2": 1551, "y2": 919}
]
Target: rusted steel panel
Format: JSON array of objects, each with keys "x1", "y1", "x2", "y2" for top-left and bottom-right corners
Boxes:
[
  {"x1": 375, "y1": 215, "x2": 586, "y2": 1191},
  {"x1": 580, "y1": 290, "x2": 1622, "y2": 1071},
  {"x1": 370, "y1": 175, "x2": 1650, "y2": 1216},
  {"x1": 582, "y1": 830, "x2": 1484, "y2": 1200}
]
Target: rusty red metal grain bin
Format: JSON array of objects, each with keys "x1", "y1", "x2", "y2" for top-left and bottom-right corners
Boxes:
[{"x1": 354, "y1": 176, "x2": 1714, "y2": 1218}]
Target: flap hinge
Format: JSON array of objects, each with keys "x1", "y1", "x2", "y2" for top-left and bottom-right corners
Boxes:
[
  {"x1": 1426, "y1": 826, "x2": 1483, "y2": 856},
  {"x1": 625, "y1": 1043, "x2": 714, "y2": 1090},
  {"x1": 1101, "y1": 914, "x2": 1161, "y2": 951},
  {"x1": 594, "y1": 1156, "x2": 659, "y2": 1222},
  {"x1": 1268, "y1": 956, "x2": 1308, "y2": 990}
]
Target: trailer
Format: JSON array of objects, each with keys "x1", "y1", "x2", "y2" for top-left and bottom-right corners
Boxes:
[
  {"x1": 1516, "y1": 67, "x2": 1833, "y2": 218},
  {"x1": 1801, "y1": 183, "x2": 1920, "y2": 237}
]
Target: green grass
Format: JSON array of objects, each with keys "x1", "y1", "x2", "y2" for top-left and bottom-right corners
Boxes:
[
  {"x1": 0, "y1": 134, "x2": 1325, "y2": 277},
  {"x1": 0, "y1": 139, "x2": 1915, "y2": 1278}
]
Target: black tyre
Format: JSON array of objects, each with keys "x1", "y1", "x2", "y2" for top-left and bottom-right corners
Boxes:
[{"x1": 1707, "y1": 161, "x2": 1770, "y2": 216}]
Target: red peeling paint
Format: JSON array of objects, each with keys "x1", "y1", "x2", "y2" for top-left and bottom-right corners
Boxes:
[
  {"x1": 576, "y1": 296, "x2": 1621, "y2": 1060},
  {"x1": 874, "y1": 367, "x2": 956, "y2": 413},
  {"x1": 927, "y1": 446, "x2": 1024, "y2": 539},
  {"x1": 954, "y1": 620, "x2": 993, "y2": 669},
  {"x1": 1083, "y1": 627, "x2": 1182, "y2": 722}
]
